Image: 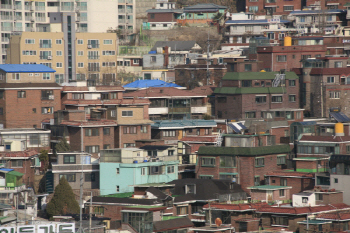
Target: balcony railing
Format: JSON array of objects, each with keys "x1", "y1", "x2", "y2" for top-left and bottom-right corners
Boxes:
[
  {"x1": 169, "y1": 107, "x2": 190, "y2": 114},
  {"x1": 40, "y1": 43, "x2": 52, "y2": 48},
  {"x1": 118, "y1": 9, "x2": 125, "y2": 13},
  {"x1": 121, "y1": 155, "x2": 178, "y2": 164},
  {"x1": 2, "y1": 49, "x2": 7, "y2": 55},
  {"x1": 118, "y1": 0, "x2": 125, "y2": 2},
  {"x1": 1, "y1": 15, "x2": 13, "y2": 20},
  {"x1": 1, "y1": 26, "x2": 12, "y2": 31},
  {"x1": 118, "y1": 19, "x2": 125, "y2": 24},
  {"x1": 35, "y1": 6, "x2": 45, "y2": 11},
  {"x1": 15, "y1": 5, "x2": 22, "y2": 10},
  {"x1": 0, "y1": 4, "x2": 12, "y2": 9},
  {"x1": 0, "y1": 184, "x2": 26, "y2": 192},
  {"x1": 24, "y1": 5, "x2": 33, "y2": 10},
  {"x1": 13, "y1": 27, "x2": 22, "y2": 31},
  {"x1": 126, "y1": 0, "x2": 132, "y2": 3},
  {"x1": 88, "y1": 55, "x2": 100, "y2": 59},
  {"x1": 36, "y1": 17, "x2": 46, "y2": 22},
  {"x1": 1, "y1": 37, "x2": 9, "y2": 42},
  {"x1": 126, "y1": 8, "x2": 133, "y2": 13}
]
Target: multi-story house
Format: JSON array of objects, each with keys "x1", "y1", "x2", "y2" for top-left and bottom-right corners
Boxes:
[
  {"x1": 7, "y1": 29, "x2": 118, "y2": 84},
  {"x1": 214, "y1": 71, "x2": 302, "y2": 120},
  {"x1": 145, "y1": 0, "x2": 179, "y2": 30},
  {"x1": 151, "y1": 120, "x2": 217, "y2": 145},
  {"x1": 289, "y1": 9, "x2": 346, "y2": 35},
  {"x1": 0, "y1": 64, "x2": 61, "y2": 128},
  {"x1": 123, "y1": 87, "x2": 210, "y2": 120},
  {"x1": 245, "y1": 0, "x2": 302, "y2": 16},
  {"x1": 99, "y1": 147, "x2": 179, "y2": 195},
  {"x1": 51, "y1": 152, "x2": 99, "y2": 194}
]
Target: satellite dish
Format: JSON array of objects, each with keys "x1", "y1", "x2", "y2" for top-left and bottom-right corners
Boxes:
[{"x1": 215, "y1": 218, "x2": 222, "y2": 227}]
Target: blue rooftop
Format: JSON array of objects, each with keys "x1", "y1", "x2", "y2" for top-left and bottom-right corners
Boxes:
[
  {"x1": 0, "y1": 168, "x2": 13, "y2": 172},
  {"x1": 152, "y1": 120, "x2": 217, "y2": 129},
  {"x1": 226, "y1": 19, "x2": 291, "y2": 24},
  {"x1": 123, "y1": 79, "x2": 182, "y2": 89},
  {"x1": 0, "y1": 64, "x2": 56, "y2": 73}
]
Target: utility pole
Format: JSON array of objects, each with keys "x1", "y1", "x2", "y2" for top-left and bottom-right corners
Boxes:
[
  {"x1": 79, "y1": 163, "x2": 83, "y2": 233},
  {"x1": 89, "y1": 191, "x2": 92, "y2": 233},
  {"x1": 206, "y1": 32, "x2": 211, "y2": 86}
]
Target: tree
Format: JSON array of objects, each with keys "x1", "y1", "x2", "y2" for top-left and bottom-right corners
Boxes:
[
  {"x1": 39, "y1": 149, "x2": 49, "y2": 171},
  {"x1": 46, "y1": 177, "x2": 80, "y2": 219},
  {"x1": 55, "y1": 138, "x2": 70, "y2": 152}
]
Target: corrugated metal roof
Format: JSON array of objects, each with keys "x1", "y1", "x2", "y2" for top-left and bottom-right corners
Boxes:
[
  {"x1": 0, "y1": 64, "x2": 56, "y2": 73},
  {"x1": 123, "y1": 79, "x2": 182, "y2": 89}
]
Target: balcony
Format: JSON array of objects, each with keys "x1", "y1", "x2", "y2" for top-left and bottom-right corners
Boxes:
[
  {"x1": 191, "y1": 106, "x2": 207, "y2": 114},
  {"x1": 0, "y1": 184, "x2": 26, "y2": 193},
  {"x1": 15, "y1": 5, "x2": 22, "y2": 10},
  {"x1": 121, "y1": 155, "x2": 178, "y2": 164},
  {"x1": 126, "y1": 0, "x2": 132, "y2": 3},
  {"x1": 36, "y1": 17, "x2": 46, "y2": 22},
  {"x1": 35, "y1": 6, "x2": 45, "y2": 11},
  {"x1": 149, "y1": 107, "x2": 168, "y2": 115},
  {"x1": 24, "y1": 5, "x2": 33, "y2": 10},
  {"x1": 77, "y1": 16, "x2": 87, "y2": 21},
  {"x1": 13, "y1": 27, "x2": 22, "y2": 31},
  {"x1": 169, "y1": 107, "x2": 190, "y2": 114},
  {"x1": 15, "y1": 16, "x2": 22, "y2": 20},
  {"x1": 118, "y1": 9, "x2": 125, "y2": 13},
  {"x1": 118, "y1": 0, "x2": 125, "y2": 2},
  {"x1": 1, "y1": 37, "x2": 9, "y2": 42},
  {"x1": 0, "y1": 4, "x2": 12, "y2": 9},
  {"x1": 52, "y1": 164, "x2": 99, "y2": 172},
  {"x1": 2, "y1": 49, "x2": 7, "y2": 55},
  {"x1": 1, "y1": 26, "x2": 12, "y2": 31},
  {"x1": 1, "y1": 15, "x2": 13, "y2": 20},
  {"x1": 126, "y1": 19, "x2": 133, "y2": 24},
  {"x1": 88, "y1": 55, "x2": 100, "y2": 60},
  {"x1": 61, "y1": 6, "x2": 74, "y2": 11},
  {"x1": 126, "y1": 8, "x2": 133, "y2": 13},
  {"x1": 118, "y1": 18, "x2": 125, "y2": 24}
]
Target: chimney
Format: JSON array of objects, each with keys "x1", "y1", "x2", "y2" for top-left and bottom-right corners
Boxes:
[{"x1": 164, "y1": 46, "x2": 169, "y2": 68}]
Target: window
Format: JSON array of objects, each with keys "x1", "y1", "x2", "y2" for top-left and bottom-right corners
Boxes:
[
  {"x1": 335, "y1": 61, "x2": 343, "y2": 68},
  {"x1": 88, "y1": 63, "x2": 100, "y2": 72},
  {"x1": 280, "y1": 178, "x2": 287, "y2": 186},
  {"x1": 56, "y1": 51, "x2": 62, "y2": 56},
  {"x1": 88, "y1": 51, "x2": 99, "y2": 59},
  {"x1": 104, "y1": 39, "x2": 112, "y2": 45},
  {"x1": 317, "y1": 176, "x2": 330, "y2": 185},
  {"x1": 150, "y1": 56, "x2": 156, "y2": 62},
  {"x1": 289, "y1": 80, "x2": 296, "y2": 86},
  {"x1": 244, "y1": 64, "x2": 252, "y2": 71},
  {"x1": 254, "y1": 176, "x2": 260, "y2": 186},
  {"x1": 78, "y1": 51, "x2": 84, "y2": 56},
  {"x1": 289, "y1": 95, "x2": 296, "y2": 102},
  {"x1": 242, "y1": 80, "x2": 252, "y2": 87},
  {"x1": 273, "y1": 216, "x2": 288, "y2": 226},
  {"x1": 201, "y1": 157, "x2": 215, "y2": 166},
  {"x1": 149, "y1": 166, "x2": 163, "y2": 175},
  {"x1": 327, "y1": 76, "x2": 335, "y2": 83},
  {"x1": 163, "y1": 130, "x2": 176, "y2": 137},
  {"x1": 111, "y1": 110, "x2": 116, "y2": 117},
  {"x1": 41, "y1": 107, "x2": 53, "y2": 114},
  {"x1": 85, "y1": 146, "x2": 99, "y2": 153},
  {"x1": 248, "y1": 6, "x2": 258, "y2": 12},
  {"x1": 272, "y1": 96, "x2": 283, "y2": 103},
  {"x1": 0, "y1": 91, "x2": 3, "y2": 99},
  {"x1": 326, "y1": 15, "x2": 333, "y2": 21},
  {"x1": 116, "y1": 168, "x2": 120, "y2": 174},
  {"x1": 255, "y1": 157, "x2": 264, "y2": 167},
  {"x1": 141, "y1": 167, "x2": 146, "y2": 175},
  {"x1": 167, "y1": 165, "x2": 175, "y2": 173},
  {"x1": 88, "y1": 39, "x2": 99, "y2": 48},
  {"x1": 329, "y1": 91, "x2": 340, "y2": 99},
  {"x1": 316, "y1": 193, "x2": 323, "y2": 200},
  {"x1": 22, "y1": 50, "x2": 37, "y2": 55},
  {"x1": 102, "y1": 62, "x2": 116, "y2": 67},
  {"x1": 116, "y1": 185, "x2": 119, "y2": 192},
  {"x1": 124, "y1": 143, "x2": 135, "y2": 148},
  {"x1": 103, "y1": 127, "x2": 110, "y2": 135},
  {"x1": 168, "y1": 150, "x2": 174, "y2": 156},
  {"x1": 220, "y1": 156, "x2": 236, "y2": 167},
  {"x1": 39, "y1": 51, "x2": 52, "y2": 60},
  {"x1": 78, "y1": 39, "x2": 83, "y2": 44},
  {"x1": 43, "y1": 73, "x2": 50, "y2": 80},
  {"x1": 11, "y1": 160, "x2": 23, "y2": 168},
  {"x1": 277, "y1": 155, "x2": 286, "y2": 165},
  {"x1": 85, "y1": 128, "x2": 99, "y2": 136},
  {"x1": 56, "y1": 63, "x2": 62, "y2": 68},
  {"x1": 141, "y1": 126, "x2": 147, "y2": 133},
  {"x1": 63, "y1": 155, "x2": 76, "y2": 164},
  {"x1": 85, "y1": 173, "x2": 96, "y2": 182},
  {"x1": 78, "y1": 63, "x2": 84, "y2": 68},
  {"x1": 103, "y1": 144, "x2": 110, "y2": 150},
  {"x1": 283, "y1": 5, "x2": 294, "y2": 11},
  {"x1": 102, "y1": 51, "x2": 116, "y2": 56},
  {"x1": 41, "y1": 90, "x2": 53, "y2": 100},
  {"x1": 40, "y1": 39, "x2": 52, "y2": 48},
  {"x1": 122, "y1": 111, "x2": 133, "y2": 117},
  {"x1": 200, "y1": 175, "x2": 213, "y2": 179},
  {"x1": 279, "y1": 189, "x2": 285, "y2": 197},
  {"x1": 177, "y1": 206, "x2": 188, "y2": 215},
  {"x1": 56, "y1": 39, "x2": 62, "y2": 44},
  {"x1": 255, "y1": 96, "x2": 266, "y2": 103},
  {"x1": 277, "y1": 55, "x2": 287, "y2": 62},
  {"x1": 25, "y1": 39, "x2": 35, "y2": 44},
  {"x1": 12, "y1": 73, "x2": 20, "y2": 80},
  {"x1": 245, "y1": 112, "x2": 256, "y2": 118},
  {"x1": 133, "y1": 59, "x2": 139, "y2": 64},
  {"x1": 17, "y1": 91, "x2": 26, "y2": 98},
  {"x1": 59, "y1": 174, "x2": 76, "y2": 182},
  {"x1": 186, "y1": 184, "x2": 196, "y2": 194},
  {"x1": 123, "y1": 126, "x2": 137, "y2": 134}
]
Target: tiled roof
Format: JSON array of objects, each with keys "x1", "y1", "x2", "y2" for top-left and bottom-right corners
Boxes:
[
  {"x1": 62, "y1": 99, "x2": 150, "y2": 106},
  {"x1": 123, "y1": 87, "x2": 207, "y2": 98},
  {"x1": 256, "y1": 203, "x2": 350, "y2": 215},
  {"x1": 153, "y1": 217, "x2": 193, "y2": 232},
  {"x1": 300, "y1": 135, "x2": 350, "y2": 142},
  {"x1": 191, "y1": 86, "x2": 216, "y2": 96},
  {"x1": 0, "y1": 149, "x2": 39, "y2": 158},
  {"x1": 317, "y1": 213, "x2": 350, "y2": 220},
  {"x1": 0, "y1": 64, "x2": 56, "y2": 73},
  {"x1": 198, "y1": 145, "x2": 291, "y2": 157},
  {"x1": 203, "y1": 203, "x2": 268, "y2": 211},
  {"x1": 266, "y1": 171, "x2": 314, "y2": 178},
  {"x1": 152, "y1": 120, "x2": 217, "y2": 129},
  {"x1": 62, "y1": 86, "x2": 124, "y2": 92}
]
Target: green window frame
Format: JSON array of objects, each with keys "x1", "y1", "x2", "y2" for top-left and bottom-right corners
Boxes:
[
  {"x1": 255, "y1": 157, "x2": 264, "y2": 167},
  {"x1": 220, "y1": 156, "x2": 236, "y2": 167},
  {"x1": 277, "y1": 155, "x2": 286, "y2": 165},
  {"x1": 201, "y1": 157, "x2": 216, "y2": 167}
]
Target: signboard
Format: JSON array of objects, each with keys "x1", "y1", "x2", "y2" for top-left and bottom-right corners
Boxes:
[
  {"x1": 268, "y1": 18, "x2": 280, "y2": 24},
  {"x1": 0, "y1": 223, "x2": 75, "y2": 233}
]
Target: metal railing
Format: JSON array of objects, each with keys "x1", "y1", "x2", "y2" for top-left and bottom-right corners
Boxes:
[
  {"x1": 0, "y1": 4, "x2": 12, "y2": 9},
  {"x1": 121, "y1": 155, "x2": 178, "y2": 164}
]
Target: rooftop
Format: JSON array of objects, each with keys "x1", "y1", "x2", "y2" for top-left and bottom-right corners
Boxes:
[
  {"x1": 222, "y1": 72, "x2": 298, "y2": 81},
  {"x1": 123, "y1": 87, "x2": 207, "y2": 99},
  {"x1": 198, "y1": 145, "x2": 291, "y2": 157},
  {"x1": 123, "y1": 79, "x2": 182, "y2": 90},
  {"x1": 0, "y1": 64, "x2": 56, "y2": 73},
  {"x1": 152, "y1": 120, "x2": 217, "y2": 129}
]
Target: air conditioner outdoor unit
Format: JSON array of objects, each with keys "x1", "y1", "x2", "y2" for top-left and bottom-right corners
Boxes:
[
  {"x1": 47, "y1": 56, "x2": 52, "y2": 60},
  {"x1": 48, "y1": 95, "x2": 54, "y2": 100},
  {"x1": 87, "y1": 45, "x2": 92, "y2": 49}
]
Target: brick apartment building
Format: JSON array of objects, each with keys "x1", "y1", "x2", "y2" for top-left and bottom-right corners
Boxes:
[
  {"x1": 245, "y1": 0, "x2": 302, "y2": 15},
  {"x1": 0, "y1": 64, "x2": 61, "y2": 128},
  {"x1": 214, "y1": 71, "x2": 302, "y2": 120},
  {"x1": 196, "y1": 143, "x2": 291, "y2": 192}
]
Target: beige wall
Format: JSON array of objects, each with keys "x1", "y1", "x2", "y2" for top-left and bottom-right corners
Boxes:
[
  {"x1": 3, "y1": 72, "x2": 56, "y2": 83},
  {"x1": 117, "y1": 107, "x2": 145, "y2": 121}
]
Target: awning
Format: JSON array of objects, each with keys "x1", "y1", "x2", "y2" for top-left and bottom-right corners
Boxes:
[
  {"x1": 329, "y1": 112, "x2": 350, "y2": 123},
  {"x1": 8, "y1": 171, "x2": 23, "y2": 177},
  {"x1": 228, "y1": 122, "x2": 247, "y2": 133}
]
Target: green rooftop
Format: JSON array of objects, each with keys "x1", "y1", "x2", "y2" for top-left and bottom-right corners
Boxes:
[
  {"x1": 293, "y1": 157, "x2": 329, "y2": 161},
  {"x1": 247, "y1": 185, "x2": 292, "y2": 190},
  {"x1": 222, "y1": 72, "x2": 298, "y2": 81},
  {"x1": 101, "y1": 192, "x2": 133, "y2": 198},
  {"x1": 127, "y1": 205, "x2": 164, "y2": 209},
  {"x1": 214, "y1": 87, "x2": 285, "y2": 95},
  {"x1": 198, "y1": 145, "x2": 291, "y2": 157},
  {"x1": 162, "y1": 216, "x2": 184, "y2": 221}
]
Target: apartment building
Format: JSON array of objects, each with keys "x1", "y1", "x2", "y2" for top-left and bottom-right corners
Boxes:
[
  {"x1": 7, "y1": 30, "x2": 117, "y2": 84},
  {"x1": 0, "y1": 64, "x2": 61, "y2": 128},
  {"x1": 0, "y1": 0, "x2": 158, "y2": 63},
  {"x1": 245, "y1": 0, "x2": 302, "y2": 16}
]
